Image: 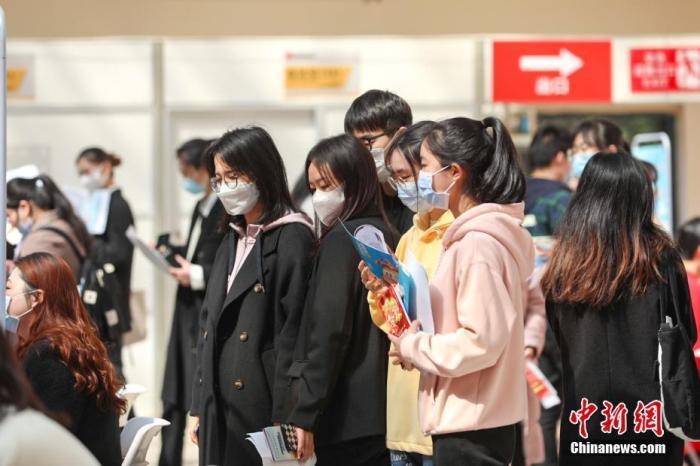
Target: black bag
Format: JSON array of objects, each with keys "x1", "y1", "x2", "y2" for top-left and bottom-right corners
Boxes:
[
  {"x1": 38, "y1": 227, "x2": 130, "y2": 343},
  {"x1": 657, "y1": 257, "x2": 700, "y2": 440}
]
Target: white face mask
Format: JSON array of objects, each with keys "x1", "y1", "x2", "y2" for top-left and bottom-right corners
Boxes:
[
  {"x1": 80, "y1": 165, "x2": 107, "y2": 191},
  {"x1": 216, "y1": 181, "x2": 260, "y2": 216},
  {"x1": 312, "y1": 186, "x2": 345, "y2": 226},
  {"x1": 370, "y1": 148, "x2": 391, "y2": 183}
]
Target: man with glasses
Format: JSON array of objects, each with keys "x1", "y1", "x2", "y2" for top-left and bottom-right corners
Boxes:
[{"x1": 344, "y1": 89, "x2": 414, "y2": 234}]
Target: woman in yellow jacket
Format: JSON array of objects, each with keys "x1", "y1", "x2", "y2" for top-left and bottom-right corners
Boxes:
[{"x1": 360, "y1": 121, "x2": 440, "y2": 466}]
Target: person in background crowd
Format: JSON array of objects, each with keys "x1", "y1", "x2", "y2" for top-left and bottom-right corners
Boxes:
[
  {"x1": 76, "y1": 147, "x2": 135, "y2": 379},
  {"x1": 542, "y1": 153, "x2": 689, "y2": 466},
  {"x1": 524, "y1": 125, "x2": 572, "y2": 264},
  {"x1": 159, "y1": 138, "x2": 225, "y2": 466},
  {"x1": 189, "y1": 127, "x2": 315, "y2": 466},
  {"x1": 7, "y1": 252, "x2": 125, "y2": 466},
  {"x1": 0, "y1": 329, "x2": 99, "y2": 466},
  {"x1": 359, "y1": 121, "x2": 438, "y2": 466},
  {"x1": 522, "y1": 125, "x2": 572, "y2": 466},
  {"x1": 6, "y1": 175, "x2": 92, "y2": 280},
  {"x1": 389, "y1": 117, "x2": 534, "y2": 465},
  {"x1": 344, "y1": 89, "x2": 415, "y2": 234},
  {"x1": 677, "y1": 217, "x2": 700, "y2": 358},
  {"x1": 287, "y1": 134, "x2": 395, "y2": 465},
  {"x1": 568, "y1": 119, "x2": 628, "y2": 190}
]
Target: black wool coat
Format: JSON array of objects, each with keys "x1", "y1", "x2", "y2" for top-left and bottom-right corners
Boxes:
[
  {"x1": 191, "y1": 220, "x2": 315, "y2": 466},
  {"x1": 22, "y1": 339, "x2": 122, "y2": 466},
  {"x1": 161, "y1": 199, "x2": 225, "y2": 409},
  {"x1": 547, "y1": 251, "x2": 695, "y2": 466},
  {"x1": 285, "y1": 210, "x2": 396, "y2": 447}
]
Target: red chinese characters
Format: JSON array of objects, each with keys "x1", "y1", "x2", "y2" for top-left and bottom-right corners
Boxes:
[
  {"x1": 569, "y1": 398, "x2": 665, "y2": 438},
  {"x1": 631, "y1": 47, "x2": 700, "y2": 92}
]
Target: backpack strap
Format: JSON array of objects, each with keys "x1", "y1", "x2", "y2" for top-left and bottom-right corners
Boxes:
[{"x1": 36, "y1": 226, "x2": 87, "y2": 263}]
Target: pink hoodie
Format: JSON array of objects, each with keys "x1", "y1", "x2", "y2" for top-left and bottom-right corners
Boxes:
[{"x1": 399, "y1": 202, "x2": 535, "y2": 435}]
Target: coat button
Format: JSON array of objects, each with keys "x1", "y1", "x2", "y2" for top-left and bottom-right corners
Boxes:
[
  {"x1": 203, "y1": 330, "x2": 208, "y2": 340},
  {"x1": 254, "y1": 283, "x2": 264, "y2": 293},
  {"x1": 199, "y1": 378, "x2": 203, "y2": 384},
  {"x1": 239, "y1": 332, "x2": 248, "y2": 342},
  {"x1": 233, "y1": 379, "x2": 244, "y2": 390}
]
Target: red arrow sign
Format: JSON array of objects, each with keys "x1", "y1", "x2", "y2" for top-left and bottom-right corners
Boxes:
[{"x1": 492, "y1": 40, "x2": 612, "y2": 103}]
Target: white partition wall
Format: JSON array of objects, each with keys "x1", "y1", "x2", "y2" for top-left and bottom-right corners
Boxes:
[{"x1": 6, "y1": 39, "x2": 160, "y2": 418}]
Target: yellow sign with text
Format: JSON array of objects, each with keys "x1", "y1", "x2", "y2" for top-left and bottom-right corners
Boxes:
[{"x1": 285, "y1": 65, "x2": 354, "y2": 91}]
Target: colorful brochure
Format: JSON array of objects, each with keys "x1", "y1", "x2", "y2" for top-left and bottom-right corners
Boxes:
[{"x1": 525, "y1": 360, "x2": 561, "y2": 409}]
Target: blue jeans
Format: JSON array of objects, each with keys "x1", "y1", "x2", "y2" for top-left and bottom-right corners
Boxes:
[{"x1": 390, "y1": 450, "x2": 433, "y2": 466}]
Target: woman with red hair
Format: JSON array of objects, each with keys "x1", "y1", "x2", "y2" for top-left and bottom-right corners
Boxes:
[{"x1": 5, "y1": 252, "x2": 125, "y2": 466}]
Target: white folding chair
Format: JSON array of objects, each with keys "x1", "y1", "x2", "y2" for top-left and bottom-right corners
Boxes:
[
  {"x1": 117, "y1": 384, "x2": 147, "y2": 427},
  {"x1": 120, "y1": 416, "x2": 170, "y2": 466}
]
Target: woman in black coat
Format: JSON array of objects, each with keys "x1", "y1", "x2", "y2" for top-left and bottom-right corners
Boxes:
[
  {"x1": 189, "y1": 127, "x2": 316, "y2": 466},
  {"x1": 76, "y1": 147, "x2": 135, "y2": 379},
  {"x1": 541, "y1": 153, "x2": 693, "y2": 466},
  {"x1": 287, "y1": 134, "x2": 395, "y2": 466},
  {"x1": 7, "y1": 252, "x2": 125, "y2": 466},
  {"x1": 159, "y1": 139, "x2": 225, "y2": 466}
]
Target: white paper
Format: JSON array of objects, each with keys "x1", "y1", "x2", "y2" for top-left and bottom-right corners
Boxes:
[
  {"x1": 78, "y1": 189, "x2": 113, "y2": 235},
  {"x1": 245, "y1": 431, "x2": 316, "y2": 466},
  {"x1": 405, "y1": 250, "x2": 434, "y2": 334},
  {"x1": 126, "y1": 226, "x2": 171, "y2": 272},
  {"x1": 353, "y1": 224, "x2": 389, "y2": 254}
]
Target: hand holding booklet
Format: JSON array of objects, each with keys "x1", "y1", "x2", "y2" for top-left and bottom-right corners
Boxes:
[
  {"x1": 246, "y1": 425, "x2": 316, "y2": 465},
  {"x1": 344, "y1": 223, "x2": 434, "y2": 337}
]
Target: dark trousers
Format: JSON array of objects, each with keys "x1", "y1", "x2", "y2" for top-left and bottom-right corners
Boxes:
[
  {"x1": 534, "y1": 404, "x2": 561, "y2": 466},
  {"x1": 512, "y1": 422, "x2": 526, "y2": 466},
  {"x1": 316, "y1": 435, "x2": 389, "y2": 466},
  {"x1": 432, "y1": 424, "x2": 517, "y2": 466},
  {"x1": 158, "y1": 404, "x2": 187, "y2": 466}
]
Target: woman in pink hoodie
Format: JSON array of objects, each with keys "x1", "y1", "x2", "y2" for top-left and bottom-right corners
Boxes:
[{"x1": 390, "y1": 117, "x2": 535, "y2": 465}]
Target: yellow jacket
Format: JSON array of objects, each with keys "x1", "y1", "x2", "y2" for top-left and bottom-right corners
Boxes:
[{"x1": 368, "y1": 210, "x2": 454, "y2": 455}]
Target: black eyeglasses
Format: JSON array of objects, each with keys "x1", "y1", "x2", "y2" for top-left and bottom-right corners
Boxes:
[
  {"x1": 209, "y1": 175, "x2": 240, "y2": 193},
  {"x1": 358, "y1": 131, "x2": 391, "y2": 150}
]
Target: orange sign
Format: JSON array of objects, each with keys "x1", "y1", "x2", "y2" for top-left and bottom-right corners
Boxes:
[
  {"x1": 285, "y1": 52, "x2": 358, "y2": 94},
  {"x1": 7, "y1": 55, "x2": 35, "y2": 99}
]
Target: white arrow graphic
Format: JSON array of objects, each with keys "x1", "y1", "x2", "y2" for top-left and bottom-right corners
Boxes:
[{"x1": 519, "y1": 49, "x2": 584, "y2": 77}]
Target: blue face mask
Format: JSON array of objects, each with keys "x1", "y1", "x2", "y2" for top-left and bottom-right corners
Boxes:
[
  {"x1": 570, "y1": 151, "x2": 596, "y2": 180},
  {"x1": 3, "y1": 292, "x2": 35, "y2": 334},
  {"x1": 396, "y1": 180, "x2": 431, "y2": 213},
  {"x1": 417, "y1": 166, "x2": 455, "y2": 211},
  {"x1": 182, "y1": 178, "x2": 205, "y2": 195}
]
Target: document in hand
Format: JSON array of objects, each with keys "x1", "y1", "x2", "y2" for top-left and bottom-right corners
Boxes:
[
  {"x1": 125, "y1": 226, "x2": 171, "y2": 272},
  {"x1": 246, "y1": 426, "x2": 317, "y2": 466},
  {"x1": 525, "y1": 360, "x2": 561, "y2": 409},
  {"x1": 343, "y1": 222, "x2": 414, "y2": 337}
]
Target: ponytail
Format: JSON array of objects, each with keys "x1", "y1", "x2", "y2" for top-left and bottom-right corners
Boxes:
[{"x1": 425, "y1": 116, "x2": 525, "y2": 205}]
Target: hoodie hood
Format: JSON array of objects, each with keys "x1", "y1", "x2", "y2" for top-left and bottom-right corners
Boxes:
[
  {"x1": 230, "y1": 211, "x2": 314, "y2": 238},
  {"x1": 443, "y1": 202, "x2": 534, "y2": 279}
]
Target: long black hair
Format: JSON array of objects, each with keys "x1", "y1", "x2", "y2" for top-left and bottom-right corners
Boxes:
[
  {"x1": 7, "y1": 175, "x2": 93, "y2": 254},
  {"x1": 305, "y1": 134, "x2": 389, "y2": 235},
  {"x1": 205, "y1": 126, "x2": 298, "y2": 227},
  {"x1": 425, "y1": 117, "x2": 525, "y2": 204},
  {"x1": 542, "y1": 152, "x2": 674, "y2": 307}
]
